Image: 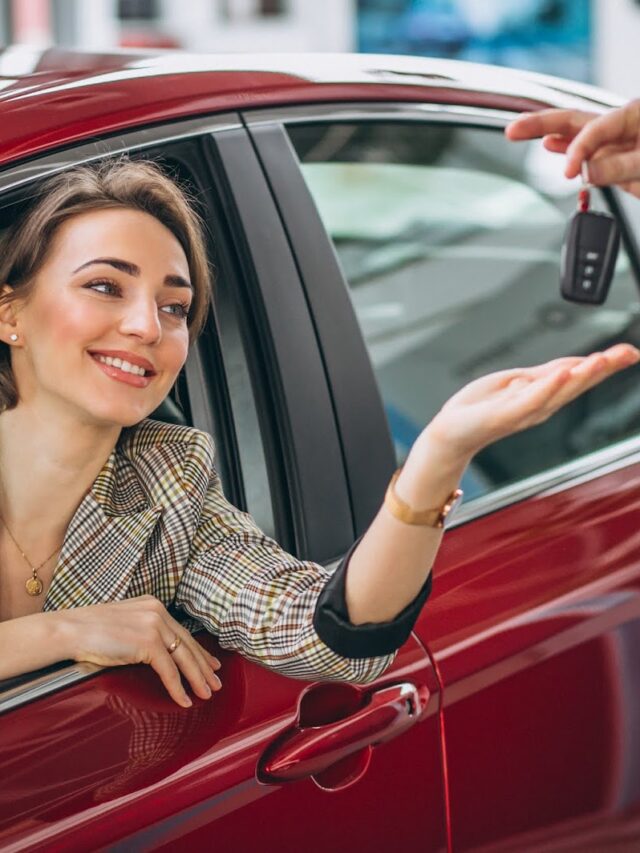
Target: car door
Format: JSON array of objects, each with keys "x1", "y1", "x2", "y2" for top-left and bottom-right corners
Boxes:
[
  {"x1": 252, "y1": 100, "x2": 640, "y2": 851},
  {"x1": 0, "y1": 115, "x2": 446, "y2": 853}
]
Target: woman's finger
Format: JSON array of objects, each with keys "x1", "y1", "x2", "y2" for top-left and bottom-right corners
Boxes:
[
  {"x1": 164, "y1": 616, "x2": 223, "y2": 684},
  {"x1": 508, "y1": 364, "x2": 572, "y2": 413},
  {"x1": 196, "y1": 646, "x2": 222, "y2": 670},
  {"x1": 529, "y1": 348, "x2": 636, "y2": 418},
  {"x1": 148, "y1": 646, "x2": 193, "y2": 708},
  {"x1": 522, "y1": 356, "x2": 585, "y2": 379},
  {"x1": 481, "y1": 370, "x2": 570, "y2": 436},
  {"x1": 527, "y1": 345, "x2": 638, "y2": 381},
  {"x1": 180, "y1": 635, "x2": 223, "y2": 693},
  {"x1": 538, "y1": 354, "x2": 609, "y2": 413},
  {"x1": 138, "y1": 601, "x2": 220, "y2": 701},
  {"x1": 162, "y1": 626, "x2": 222, "y2": 700}
]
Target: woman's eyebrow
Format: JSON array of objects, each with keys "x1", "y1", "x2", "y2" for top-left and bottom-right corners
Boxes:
[
  {"x1": 73, "y1": 257, "x2": 192, "y2": 290},
  {"x1": 164, "y1": 274, "x2": 193, "y2": 291}
]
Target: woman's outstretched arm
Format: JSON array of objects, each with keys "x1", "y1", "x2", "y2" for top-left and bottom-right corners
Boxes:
[{"x1": 343, "y1": 345, "x2": 640, "y2": 625}]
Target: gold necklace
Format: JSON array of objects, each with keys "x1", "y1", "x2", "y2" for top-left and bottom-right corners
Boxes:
[{"x1": 0, "y1": 514, "x2": 61, "y2": 596}]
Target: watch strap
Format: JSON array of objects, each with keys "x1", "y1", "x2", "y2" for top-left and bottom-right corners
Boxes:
[{"x1": 384, "y1": 468, "x2": 463, "y2": 528}]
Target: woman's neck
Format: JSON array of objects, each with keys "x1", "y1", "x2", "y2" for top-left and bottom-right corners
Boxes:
[{"x1": 0, "y1": 402, "x2": 121, "y2": 537}]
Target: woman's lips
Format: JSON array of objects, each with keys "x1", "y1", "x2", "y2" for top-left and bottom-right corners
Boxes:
[
  {"x1": 89, "y1": 353, "x2": 154, "y2": 388},
  {"x1": 88, "y1": 349, "x2": 156, "y2": 373}
]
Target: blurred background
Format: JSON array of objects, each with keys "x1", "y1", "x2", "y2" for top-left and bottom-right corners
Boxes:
[{"x1": 0, "y1": 0, "x2": 638, "y2": 97}]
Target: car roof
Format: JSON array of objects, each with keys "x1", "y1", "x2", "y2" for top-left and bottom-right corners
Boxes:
[{"x1": 0, "y1": 47, "x2": 625, "y2": 168}]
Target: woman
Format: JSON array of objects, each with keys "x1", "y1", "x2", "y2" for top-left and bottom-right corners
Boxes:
[{"x1": 0, "y1": 159, "x2": 636, "y2": 708}]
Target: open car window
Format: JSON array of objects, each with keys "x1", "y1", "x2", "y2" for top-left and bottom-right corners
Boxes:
[{"x1": 286, "y1": 121, "x2": 640, "y2": 504}]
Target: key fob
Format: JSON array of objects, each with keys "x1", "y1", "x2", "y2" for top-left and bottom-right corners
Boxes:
[{"x1": 560, "y1": 209, "x2": 620, "y2": 305}]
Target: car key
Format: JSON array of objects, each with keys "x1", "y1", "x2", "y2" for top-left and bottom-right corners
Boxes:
[{"x1": 560, "y1": 163, "x2": 620, "y2": 305}]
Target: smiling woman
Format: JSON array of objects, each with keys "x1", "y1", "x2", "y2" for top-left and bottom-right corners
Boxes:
[
  {"x1": 0, "y1": 157, "x2": 636, "y2": 708},
  {"x1": 0, "y1": 158, "x2": 414, "y2": 704}
]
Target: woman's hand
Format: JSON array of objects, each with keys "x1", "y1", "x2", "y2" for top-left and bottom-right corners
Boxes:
[
  {"x1": 416, "y1": 344, "x2": 640, "y2": 465},
  {"x1": 58, "y1": 595, "x2": 222, "y2": 708},
  {"x1": 345, "y1": 344, "x2": 640, "y2": 626},
  {"x1": 505, "y1": 101, "x2": 640, "y2": 197}
]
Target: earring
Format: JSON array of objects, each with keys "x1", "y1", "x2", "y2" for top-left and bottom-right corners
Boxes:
[{"x1": 9, "y1": 334, "x2": 17, "y2": 342}]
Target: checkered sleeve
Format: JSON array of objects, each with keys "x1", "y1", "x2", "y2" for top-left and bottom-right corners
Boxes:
[{"x1": 173, "y1": 433, "x2": 396, "y2": 684}]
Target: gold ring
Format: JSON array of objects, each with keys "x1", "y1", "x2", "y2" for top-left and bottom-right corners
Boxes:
[{"x1": 167, "y1": 635, "x2": 182, "y2": 654}]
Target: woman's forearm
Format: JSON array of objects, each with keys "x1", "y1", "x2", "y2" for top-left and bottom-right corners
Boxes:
[
  {"x1": 344, "y1": 430, "x2": 469, "y2": 625},
  {"x1": 0, "y1": 611, "x2": 73, "y2": 681},
  {"x1": 345, "y1": 344, "x2": 640, "y2": 627}
]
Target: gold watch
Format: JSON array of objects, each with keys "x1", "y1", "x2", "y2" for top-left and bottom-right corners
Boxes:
[{"x1": 384, "y1": 468, "x2": 463, "y2": 528}]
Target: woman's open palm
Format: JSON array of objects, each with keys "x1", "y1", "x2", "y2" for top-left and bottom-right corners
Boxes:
[{"x1": 425, "y1": 344, "x2": 640, "y2": 460}]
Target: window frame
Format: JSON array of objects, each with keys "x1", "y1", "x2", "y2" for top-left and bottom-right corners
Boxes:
[
  {"x1": 0, "y1": 109, "x2": 356, "y2": 712},
  {"x1": 0, "y1": 117, "x2": 241, "y2": 713},
  {"x1": 244, "y1": 101, "x2": 640, "y2": 533}
]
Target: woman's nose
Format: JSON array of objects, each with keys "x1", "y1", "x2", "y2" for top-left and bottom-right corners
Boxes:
[{"x1": 119, "y1": 297, "x2": 162, "y2": 344}]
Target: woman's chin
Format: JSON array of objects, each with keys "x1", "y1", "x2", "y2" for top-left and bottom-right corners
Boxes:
[{"x1": 76, "y1": 400, "x2": 161, "y2": 430}]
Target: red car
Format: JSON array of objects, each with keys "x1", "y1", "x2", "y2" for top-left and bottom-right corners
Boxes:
[{"x1": 1, "y1": 49, "x2": 639, "y2": 852}]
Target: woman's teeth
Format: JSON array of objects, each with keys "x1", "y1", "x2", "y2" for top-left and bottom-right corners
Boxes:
[{"x1": 94, "y1": 354, "x2": 147, "y2": 377}]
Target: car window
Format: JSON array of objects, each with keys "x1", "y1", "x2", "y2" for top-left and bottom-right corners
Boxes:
[
  {"x1": 0, "y1": 144, "x2": 277, "y2": 703},
  {"x1": 286, "y1": 121, "x2": 640, "y2": 503}
]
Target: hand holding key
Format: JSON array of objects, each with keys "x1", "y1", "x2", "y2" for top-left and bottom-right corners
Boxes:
[{"x1": 506, "y1": 101, "x2": 640, "y2": 198}]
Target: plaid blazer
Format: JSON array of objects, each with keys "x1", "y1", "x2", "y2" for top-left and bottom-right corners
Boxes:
[{"x1": 43, "y1": 418, "x2": 395, "y2": 684}]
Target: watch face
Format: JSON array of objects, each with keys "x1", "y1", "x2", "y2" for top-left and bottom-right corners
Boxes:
[{"x1": 443, "y1": 489, "x2": 464, "y2": 529}]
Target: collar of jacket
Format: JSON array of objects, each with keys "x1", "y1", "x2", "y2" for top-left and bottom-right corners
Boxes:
[{"x1": 43, "y1": 438, "x2": 163, "y2": 611}]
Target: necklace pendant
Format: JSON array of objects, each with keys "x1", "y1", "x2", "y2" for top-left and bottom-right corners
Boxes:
[{"x1": 26, "y1": 575, "x2": 43, "y2": 596}]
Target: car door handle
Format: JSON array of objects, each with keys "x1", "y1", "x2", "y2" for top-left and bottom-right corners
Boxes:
[{"x1": 259, "y1": 682, "x2": 428, "y2": 783}]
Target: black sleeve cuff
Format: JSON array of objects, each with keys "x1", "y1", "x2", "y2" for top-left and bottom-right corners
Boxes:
[{"x1": 313, "y1": 538, "x2": 433, "y2": 659}]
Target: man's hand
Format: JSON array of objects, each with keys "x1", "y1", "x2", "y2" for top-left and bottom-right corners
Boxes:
[{"x1": 506, "y1": 101, "x2": 640, "y2": 198}]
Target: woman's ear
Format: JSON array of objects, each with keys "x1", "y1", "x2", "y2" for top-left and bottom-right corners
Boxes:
[{"x1": 0, "y1": 285, "x2": 20, "y2": 346}]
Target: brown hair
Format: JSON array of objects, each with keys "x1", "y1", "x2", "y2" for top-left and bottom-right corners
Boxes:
[{"x1": 0, "y1": 158, "x2": 212, "y2": 410}]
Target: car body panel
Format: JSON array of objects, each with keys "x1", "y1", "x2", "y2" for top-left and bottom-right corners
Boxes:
[
  {"x1": 0, "y1": 49, "x2": 623, "y2": 168},
  {"x1": 0, "y1": 47, "x2": 638, "y2": 852},
  {"x1": 413, "y1": 461, "x2": 640, "y2": 849},
  {"x1": 0, "y1": 634, "x2": 445, "y2": 853},
  {"x1": 243, "y1": 97, "x2": 640, "y2": 850},
  {"x1": 0, "y1": 94, "x2": 446, "y2": 852}
]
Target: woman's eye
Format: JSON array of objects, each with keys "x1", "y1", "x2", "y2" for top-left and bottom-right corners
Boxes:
[
  {"x1": 85, "y1": 279, "x2": 120, "y2": 296},
  {"x1": 161, "y1": 303, "x2": 190, "y2": 319},
  {"x1": 82, "y1": 280, "x2": 189, "y2": 319}
]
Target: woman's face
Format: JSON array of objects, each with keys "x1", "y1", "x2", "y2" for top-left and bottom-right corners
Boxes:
[{"x1": 10, "y1": 207, "x2": 192, "y2": 427}]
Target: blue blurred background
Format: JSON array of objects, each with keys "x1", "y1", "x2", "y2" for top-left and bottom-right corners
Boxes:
[
  {"x1": 0, "y1": 1, "x2": 638, "y2": 97},
  {"x1": 358, "y1": 0, "x2": 592, "y2": 81}
]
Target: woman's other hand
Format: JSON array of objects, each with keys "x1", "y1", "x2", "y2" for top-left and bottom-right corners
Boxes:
[
  {"x1": 505, "y1": 101, "x2": 640, "y2": 198},
  {"x1": 58, "y1": 595, "x2": 222, "y2": 708},
  {"x1": 415, "y1": 344, "x2": 640, "y2": 466}
]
